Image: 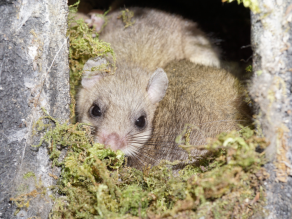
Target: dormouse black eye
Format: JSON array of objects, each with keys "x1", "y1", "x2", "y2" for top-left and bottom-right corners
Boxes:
[
  {"x1": 135, "y1": 116, "x2": 146, "y2": 129},
  {"x1": 90, "y1": 104, "x2": 102, "y2": 117}
]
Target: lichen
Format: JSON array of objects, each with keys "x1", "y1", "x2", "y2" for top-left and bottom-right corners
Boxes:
[{"x1": 10, "y1": 173, "x2": 47, "y2": 216}]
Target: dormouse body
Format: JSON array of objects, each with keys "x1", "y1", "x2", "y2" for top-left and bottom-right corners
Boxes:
[
  {"x1": 77, "y1": 57, "x2": 249, "y2": 166},
  {"x1": 127, "y1": 60, "x2": 250, "y2": 168},
  {"x1": 76, "y1": 8, "x2": 248, "y2": 167},
  {"x1": 99, "y1": 7, "x2": 221, "y2": 69}
]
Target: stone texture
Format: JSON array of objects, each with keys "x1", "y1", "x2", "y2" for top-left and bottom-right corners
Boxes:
[
  {"x1": 0, "y1": 0, "x2": 70, "y2": 218},
  {"x1": 250, "y1": 0, "x2": 292, "y2": 218}
]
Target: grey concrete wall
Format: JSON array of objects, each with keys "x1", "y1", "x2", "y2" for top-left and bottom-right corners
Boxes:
[
  {"x1": 0, "y1": 0, "x2": 70, "y2": 218},
  {"x1": 250, "y1": 0, "x2": 292, "y2": 218}
]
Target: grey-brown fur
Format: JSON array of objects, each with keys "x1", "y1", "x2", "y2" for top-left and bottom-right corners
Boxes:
[
  {"x1": 77, "y1": 8, "x2": 248, "y2": 168},
  {"x1": 77, "y1": 59, "x2": 168, "y2": 156},
  {"x1": 128, "y1": 60, "x2": 250, "y2": 169},
  {"x1": 100, "y1": 7, "x2": 220, "y2": 69}
]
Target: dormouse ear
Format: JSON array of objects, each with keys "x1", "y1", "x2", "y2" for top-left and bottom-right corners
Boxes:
[
  {"x1": 81, "y1": 57, "x2": 107, "y2": 88},
  {"x1": 86, "y1": 12, "x2": 105, "y2": 33},
  {"x1": 146, "y1": 68, "x2": 169, "y2": 104}
]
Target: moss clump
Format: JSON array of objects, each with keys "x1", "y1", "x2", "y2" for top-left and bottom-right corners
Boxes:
[
  {"x1": 246, "y1": 65, "x2": 252, "y2": 72},
  {"x1": 223, "y1": 0, "x2": 260, "y2": 13},
  {"x1": 23, "y1": 172, "x2": 36, "y2": 180},
  {"x1": 30, "y1": 107, "x2": 268, "y2": 218},
  {"x1": 67, "y1": 1, "x2": 115, "y2": 121},
  {"x1": 117, "y1": 8, "x2": 135, "y2": 28}
]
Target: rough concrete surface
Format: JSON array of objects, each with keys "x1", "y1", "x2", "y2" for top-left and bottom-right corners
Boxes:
[
  {"x1": 250, "y1": 0, "x2": 292, "y2": 218},
  {"x1": 0, "y1": 0, "x2": 70, "y2": 218}
]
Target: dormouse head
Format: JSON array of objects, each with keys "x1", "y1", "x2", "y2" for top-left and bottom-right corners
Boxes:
[{"x1": 77, "y1": 57, "x2": 168, "y2": 157}]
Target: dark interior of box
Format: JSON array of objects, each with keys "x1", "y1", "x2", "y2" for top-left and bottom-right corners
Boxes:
[{"x1": 69, "y1": 0, "x2": 252, "y2": 79}]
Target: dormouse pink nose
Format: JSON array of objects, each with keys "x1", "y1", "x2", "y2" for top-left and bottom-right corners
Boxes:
[{"x1": 101, "y1": 132, "x2": 126, "y2": 151}]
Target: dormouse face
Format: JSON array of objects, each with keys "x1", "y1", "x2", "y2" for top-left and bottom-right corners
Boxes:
[{"x1": 77, "y1": 58, "x2": 168, "y2": 157}]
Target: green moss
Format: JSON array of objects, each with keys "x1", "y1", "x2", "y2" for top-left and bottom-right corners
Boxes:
[
  {"x1": 29, "y1": 107, "x2": 267, "y2": 218},
  {"x1": 67, "y1": 0, "x2": 115, "y2": 121},
  {"x1": 23, "y1": 172, "x2": 36, "y2": 180},
  {"x1": 245, "y1": 65, "x2": 252, "y2": 72},
  {"x1": 117, "y1": 9, "x2": 135, "y2": 28},
  {"x1": 223, "y1": 0, "x2": 260, "y2": 13}
]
